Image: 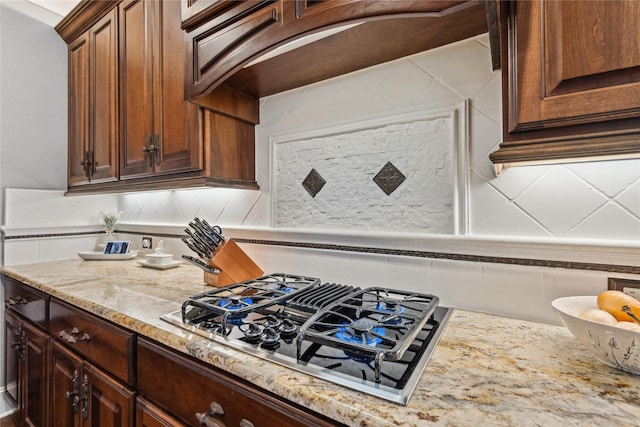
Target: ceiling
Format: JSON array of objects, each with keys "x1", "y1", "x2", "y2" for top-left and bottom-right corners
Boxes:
[{"x1": 27, "y1": 0, "x2": 80, "y2": 17}]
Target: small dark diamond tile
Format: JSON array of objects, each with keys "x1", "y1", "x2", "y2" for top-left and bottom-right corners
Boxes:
[
  {"x1": 302, "y1": 168, "x2": 326, "y2": 198},
  {"x1": 373, "y1": 161, "x2": 406, "y2": 195}
]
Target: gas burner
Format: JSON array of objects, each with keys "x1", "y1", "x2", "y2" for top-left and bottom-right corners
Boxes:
[
  {"x1": 219, "y1": 296, "x2": 254, "y2": 311},
  {"x1": 336, "y1": 319, "x2": 386, "y2": 347}
]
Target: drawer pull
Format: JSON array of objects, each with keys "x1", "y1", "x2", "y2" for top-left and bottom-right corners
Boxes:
[
  {"x1": 196, "y1": 402, "x2": 226, "y2": 427},
  {"x1": 59, "y1": 327, "x2": 91, "y2": 343},
  {"x1": 7, "y1": 296, "x2": 28, "y2": 305},
  {"x1": 239, "y1": 420, "x2": 255, "y2": 427}
]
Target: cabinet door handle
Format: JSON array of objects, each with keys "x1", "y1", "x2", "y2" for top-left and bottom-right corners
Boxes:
[
  {"x1": 7, "y1": 296, "x2": 28, "y2": 305},
  {"x1": 142, "y1": 134, "x2": 161, "y2": 168},
  {"x1": 65, "y1": 370, "x2": 80, "y2": 414},
  {"x1": 196, "y1": 401, "x2": 226, "y2": 427},
  {"x1": 80, "y1": 150, "x2": 95, "y2": 180},
  {"x1": 239, "y1": 419, "x2": 255, "y2": 427},
  {"x1": 11, "y1": 328, "x2": 26, "y2": 360},
  {"x1": 154, "y1": 133, "x2": 162, "y2": 166},
  {"x1": 81, "y1": 374, "x2": 89, "y2": 420}
]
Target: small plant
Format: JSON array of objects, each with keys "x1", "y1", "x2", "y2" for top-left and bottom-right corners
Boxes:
[{"x1": 100, "y1": 210, "x2": 122, "y2": 230}]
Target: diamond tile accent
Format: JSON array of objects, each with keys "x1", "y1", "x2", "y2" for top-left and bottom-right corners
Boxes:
[
  {"x1": 302, "y1": 169, "x2": 326, "y2": 198},
  {"x1": 373, "y1": 162, "x2": 406, "y2": 195}
]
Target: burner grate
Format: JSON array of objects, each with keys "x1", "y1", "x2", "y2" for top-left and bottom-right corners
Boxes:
[
  {"x1": 286, "y1": 283, "x2": 359, "y2": 312},
  {"x1": 296, "y1": 287, "x2": 439, "y2": 382},
  {"x1": 181, "y1": 273, "x2": 320, "y2": 328}
]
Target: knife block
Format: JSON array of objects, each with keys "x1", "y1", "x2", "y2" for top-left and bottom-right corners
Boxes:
[{"x1": 203, "y1": 239, "x2": 263, "y2": 287}]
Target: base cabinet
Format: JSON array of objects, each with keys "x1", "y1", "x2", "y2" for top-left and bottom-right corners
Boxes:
[
  {"x1": 50, "y1": 340, "x2": 136, "y2": 427},
  {"x1": 4, "y1": 310, "x2": 50, "y2": 427}
]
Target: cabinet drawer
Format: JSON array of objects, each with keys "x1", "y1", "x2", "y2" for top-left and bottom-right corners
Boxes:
[
  {"x1": 2, "y1": 275, "x2": 49, "y2": 330},
  {"x1": 137, "y1": 338, "x2": 339, "y2": 427},
  {"x1": 50, "y1": 299, "x2": 135, "y2": 385}
]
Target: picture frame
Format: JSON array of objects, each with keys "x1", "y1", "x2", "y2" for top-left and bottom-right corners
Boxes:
[{"x1": 103, "y1": 240, "x2": 130, "y2": 255}]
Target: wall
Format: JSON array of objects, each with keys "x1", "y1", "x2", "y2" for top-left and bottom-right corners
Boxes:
[
  {"x1": 0, "y1": 0, "x2": 68, "y2": 263},
  {"x1": 0, "y1": 0, "x2": 68, "y2": 405}
]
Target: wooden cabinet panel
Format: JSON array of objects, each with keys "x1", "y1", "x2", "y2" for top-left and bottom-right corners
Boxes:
[
  {"x1": 4, "y1": 310, "x2": 50, "y2": 427},
  {"x1": 120, "y1": 0, "x2": 202, "y2": 179},
  {"x1": 155, "y1": 0, "x2": 202, "y2": 176},
  {"x1": 50, "y1": 340, "x2": 136, "y2": 427},
  {"x1": 119, "y1": 0, "x2": 156, "y2": 178},
  {"x1": 50, "y1": 299, "x2": 135, "y2": 385},
  {"x1": 90, "y1": 9, "x2": 119, "y2": 182},
  {"x1": 4, "y1": 310, "x2": 22, "y2": 407},
  {"x1": 23, "y1": 321, "x2": 49, "y2": 427},
  {"x1": 50, "y1": 340, "x2": 83, "y2": 427},
  {"x1": 137, "y1": 397, "x2": 187, "y2": 427},
  {"x1": 84, "y1": 363, "x2": 136, "y2": 427},
  {"x1": 137, "y1": 337, "x2": 340, "y2": 427},
  {"x1": 491, "y1": 0, "x2": 640, "y2": 165},
  {"x1": 68, "y1": 32, "x2": 90, "y2": 186},
  {"x1": 68, "y1": 9, "x2": 118, "y2": 186},
  {"x1": 181, "y1": 0, "x2": 268, "y2": 32},
  {"x1": 3, "y1": 275, "x2": 49, "y2": 330}
]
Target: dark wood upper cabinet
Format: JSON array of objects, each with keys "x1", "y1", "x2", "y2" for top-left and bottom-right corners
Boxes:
[
  {"x1": 68, "y1": 8, "x2": 118, "y2": 187},
  {"x1": 119, "y1": 0, "x2": 202, "y2": 180},
  {"x1": 490, "y1": 0, "x2": 640, "y2": 166},
  {"x1": 57, "y1": 0, "x2": 258, "y2": 194}
]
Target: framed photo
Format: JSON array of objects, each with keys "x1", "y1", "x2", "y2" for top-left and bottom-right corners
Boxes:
[{"x1": 103, "y1": 240, "x2": 130, "y2": 255}]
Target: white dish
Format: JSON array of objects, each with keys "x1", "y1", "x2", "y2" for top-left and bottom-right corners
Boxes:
[
  {"x1": 552, "y1": 296, "x2": 640, "y2": 375},
  {"x1": 136, "y1": 259, "x2": 182, "y2": 270},
  {"x1": 78, "y1": 250, "x2": 139, "y2": 261}
]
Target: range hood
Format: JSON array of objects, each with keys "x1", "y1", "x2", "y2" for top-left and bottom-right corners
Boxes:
[{"x1": 189, "y1": 1, "x2": 493, "y2": 103}]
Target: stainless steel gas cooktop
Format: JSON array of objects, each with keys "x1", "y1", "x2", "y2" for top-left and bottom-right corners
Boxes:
[{"x1": 160, "y1": 273, "x2": 451, "y2": 405}]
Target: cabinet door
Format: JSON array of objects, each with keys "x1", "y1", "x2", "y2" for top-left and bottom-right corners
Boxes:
[
  {"x1": 23, "y1": 321, "x2": 50, "y2": 427},
  {"x1": 120, "y1": 0, "x2": 202, "y2": 179},
  {"x1": 51, "y1": 340, "x2": 83, "y2": 427},
  {"x1": 155, "y1": 0, "x2": 202, "y2": 176},
  {"x1": 507, "y1": 0, "x2": 640, "y2": 131},
  {"x1": 89, "y1": 8, "x2": 119, "y2": 183},
  {"x1": 4, "y1": 310, "x2": 22, "y2": 407},
  {"x1": 83, "y1": 363, "x2": 136, "y2": 427},
  {"x1": 5, "y1": 311, "x2": 50, "y2": 427},
  {"x1": 50, "y1": 340, "x2": 136, "y2": 427},
  {"x1": 68, "y1": 32, "x2": 91, "y2": 186},
  {"x1": 119, "y1": 0, "x2": 156, "y2": 178},
  {"x1": 68, "y1": 10, "x2": 118, "y2": 187},
  {"x1": 492, "y1": 0, "x2": 640, "y2": 164}
]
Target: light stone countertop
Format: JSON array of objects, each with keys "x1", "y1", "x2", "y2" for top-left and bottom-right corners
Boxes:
[{"x1": 2, "y1": 259, "x2": 639, "y2": 426}]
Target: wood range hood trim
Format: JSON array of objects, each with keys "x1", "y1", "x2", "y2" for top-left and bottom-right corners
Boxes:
[{"x1": 189, "y1": 0, "x2": 493, "y2": 105}]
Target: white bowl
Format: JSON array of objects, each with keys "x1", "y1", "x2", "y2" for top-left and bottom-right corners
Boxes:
[
  {"x1": 552, "y1": 296, "x2": 640, "y2": 375},
  {"x1": 144, "y1": 253, "x2": 174, "y2": 265}
]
